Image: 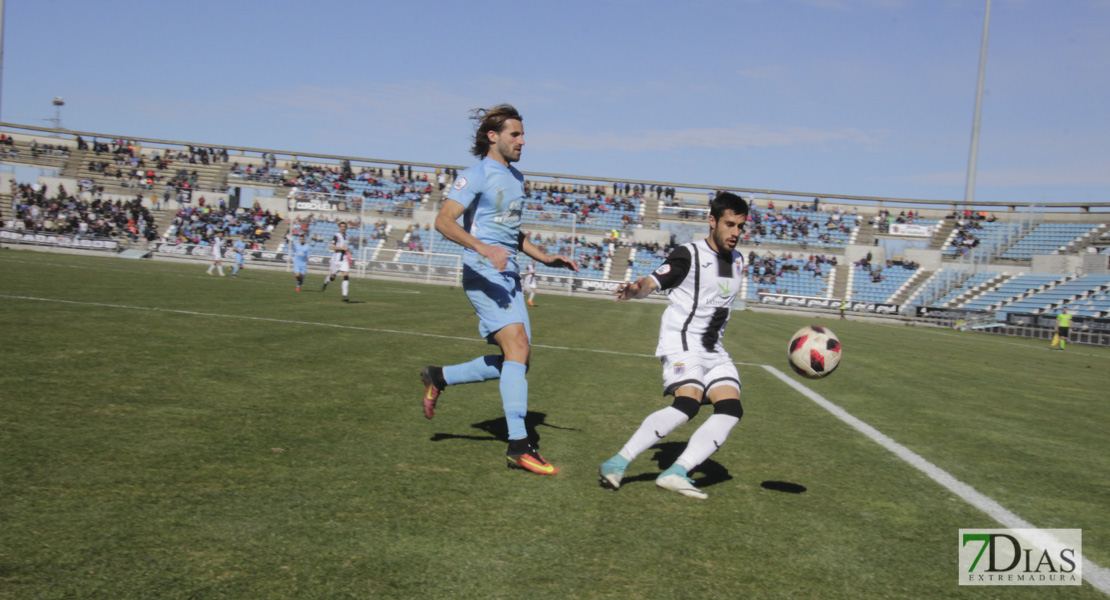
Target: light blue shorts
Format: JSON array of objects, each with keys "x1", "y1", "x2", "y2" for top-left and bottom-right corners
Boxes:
[
  {"x1": 462, "y1": 267, "x2": 531, "y2": 343},
  {"x1": 293, "y1": 260, "x2": 308, "y2": 275}
]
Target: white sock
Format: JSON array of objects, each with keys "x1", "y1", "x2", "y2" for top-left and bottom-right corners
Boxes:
[
  {"x1": 206, "y1": 265, "x2": 213, "y2": 273},
  {"x1": 619, "y1": 406, "x2": 690, "y2": 463},
  {"x1": 341, "y1": 279, "x2": 349, "y2": 296},
  {"x1": 674, "y1": 414, "x2": 740, "y2": 472},
  {"x1": 217, "y1": 265, "x2": 224, "y2": 275}
]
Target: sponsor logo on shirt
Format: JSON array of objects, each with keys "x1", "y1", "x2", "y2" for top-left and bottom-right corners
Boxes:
[{"x1": 654, "y1": 264, "x2": 671, "y2": 276}]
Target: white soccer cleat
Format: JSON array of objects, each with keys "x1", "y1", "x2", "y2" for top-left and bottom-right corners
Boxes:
[
  {"x1": 598, "y1": 457, "x2": 628, "y2": 491},
  {"x1": 656, "y1": 473, "x2": 708, "y2": 500}
]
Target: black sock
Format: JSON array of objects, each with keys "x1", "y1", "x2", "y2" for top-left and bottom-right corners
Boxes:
[
  {"x1": 429, "y1": 366, "x2": 447, "y2": 391},
  {"x1": 507, "y1": 438, "x2": 531, "y2": 454}
]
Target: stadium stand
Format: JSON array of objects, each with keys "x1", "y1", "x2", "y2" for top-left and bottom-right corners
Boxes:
[
  {"x1": 1000, "y1": 223, "x2": 1101, "y2": 260},
  {"x1": 1009, "y1": 274, "x2": 1110, "y2": 317},
  {"x1": 959, "y1": 273, "x2": 1068, "y2": 314},
  {"x1": 944, "y1": 220, "x2": 1024, "y2": 258},
  {"x1": 522, "y1": 190, "x2": 641, "y2": 233},
  {"x1": 743, "y1": 206, "x2": 858, "y2": 250},
  {"x1": 929, "y1": 270, "x2": 1001, "y2": 308},
  {"x1": 4, "y1": 126, "x2": 1110, "y2": 338},
  {"x1": 851, "y1": 264, "x2": 918, "y2": 303},
  {"x1": 746, "y1": 251, "x2": 836, "y2": 300}
]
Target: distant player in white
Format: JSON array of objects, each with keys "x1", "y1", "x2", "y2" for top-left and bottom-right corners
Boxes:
[
  {"x1": 206, "y1": 231, "x2": 226, "y2": 276},
  {"x1": 599, "y1": 192, "x2": 749, "y2": 499},
  {"x1": 522, "y1": 260, "x2": 538, "y2": 306},
  {"x1": 321, "y1": 221, "x2": 351, "y2": 302}
]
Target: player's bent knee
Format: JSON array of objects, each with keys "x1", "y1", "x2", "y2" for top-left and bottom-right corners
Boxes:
[
  {"x1": 672, "y1": 396, "x2": 701, "y2": 420},
  {"x1": 712, "y1": 398, "x2": 743, "y2": 420},
  {"x1": 343, "y1": 274, "x2": 349, "y2": 280}
]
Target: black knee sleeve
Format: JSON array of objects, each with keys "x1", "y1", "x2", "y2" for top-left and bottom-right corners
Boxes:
[
  {"x1": 713, "y1": 398, "x2": 743, "y2": 419},
  {"x1": 672, "y1": 396, "x2": 701, "y2": 420},
  {"x1": 343, "y1": 275, "x2": 349, "y2": 281}
]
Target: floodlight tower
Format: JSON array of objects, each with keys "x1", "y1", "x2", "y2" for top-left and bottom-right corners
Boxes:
[
  {"x1": 964, "y1": 0, "x2": 991, "y2": 207},
  {"x1": 50, "y1": 96, "x2": 65, "y2": 130}
]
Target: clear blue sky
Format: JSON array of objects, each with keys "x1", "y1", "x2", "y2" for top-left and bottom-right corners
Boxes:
[{"x1": 2, "y1": 0, "x2": 1108, "y2": 205}]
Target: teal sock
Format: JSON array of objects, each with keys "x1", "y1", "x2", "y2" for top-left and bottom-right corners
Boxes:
[
  {"x1": 660, "y1": 463, "x2": 688, "y2": 478},
  {"x1": 500, "y1": 361, "x2": 528, "y2": 441},
  {"x1": 605, "y1": 454, "x2": 630, "y2": 469},
  {"x1": 443, "y1": 355, "x2": 503, "y2": 386}
]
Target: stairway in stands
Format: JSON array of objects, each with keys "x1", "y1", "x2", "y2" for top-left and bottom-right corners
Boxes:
[
  {"x1": 831, "y1": 264, "x2": 850, "y2": 299},
  {"x1": 929, "y1": 220, "x2": 956, "y2": 250},
  {"x1": 609, "y1": 245, "x2": 633, "y2": 280}
]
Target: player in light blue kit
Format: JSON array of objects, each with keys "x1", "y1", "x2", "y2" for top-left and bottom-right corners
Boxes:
[
  {"x1": 291, "y1": 233, "x2": 312, "y2": 291},
  {"x1": 231, "y1": 235, "x2": 247, "y2": 277},
  {"x1": 419, "y1": 104, "x2": 578, "y2": 475}
]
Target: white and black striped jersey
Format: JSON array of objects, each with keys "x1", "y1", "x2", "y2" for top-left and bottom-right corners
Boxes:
[
  {"x1": 648, "y1": 239, "x2": 745, "y2": 357},
  {"x1": 331, "y1": 231, "x2": 349, "y2": 262}
]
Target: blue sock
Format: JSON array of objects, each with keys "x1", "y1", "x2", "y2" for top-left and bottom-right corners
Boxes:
[
  {"x1": 232, "y1": 266, "x2": 240, "y2": 275},
  {"x1": 500, "y1": 361, "x2": 528, "y2": 441},
  {"x1": 443, "y1": 355, "x2": 503, "y2": 386}
]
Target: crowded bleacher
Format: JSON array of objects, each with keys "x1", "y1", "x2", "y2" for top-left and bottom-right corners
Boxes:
[{"x1": 3, "y1": 126, "x2": 1109, "y2": 329}]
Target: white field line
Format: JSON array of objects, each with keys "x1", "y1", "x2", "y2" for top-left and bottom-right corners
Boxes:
[
  {"x1": 762, "y1": 364, "x2": 1110, "y2": 595},
  {"x1": 3, "y1": 292, "x2": 1107, "y2": 593}
]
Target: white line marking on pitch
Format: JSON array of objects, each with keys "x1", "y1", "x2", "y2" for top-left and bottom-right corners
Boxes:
[
  {"x1": 3, "y1": 293, "x2": 1107, "y2": 593},
  {"x1": 762, "y1": 364, "x2": 1110, "y2": 595}
]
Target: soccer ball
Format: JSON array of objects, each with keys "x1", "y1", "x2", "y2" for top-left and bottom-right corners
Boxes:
[{"x1": 787, "y1": 325, "x2": 842, "y2": 378}]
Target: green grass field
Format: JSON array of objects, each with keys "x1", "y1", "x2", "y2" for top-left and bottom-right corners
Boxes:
[{"x1": 2, "y1": 249, "x2": 1108, "y2": 599}]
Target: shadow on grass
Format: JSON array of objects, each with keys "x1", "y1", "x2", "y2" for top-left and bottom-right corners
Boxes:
[
  {"x1": 760, "y1": 480, "x2": 807, "y2": 494},
  {"x1": 430, "y1": 411, "x2": 579, "y2": 444},
  {"x1": 605, "y1": 441, "x2": 733, "y2": 490}
]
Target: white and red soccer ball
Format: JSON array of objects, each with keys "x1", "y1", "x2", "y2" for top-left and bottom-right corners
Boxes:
[{"x1": 787, "y1": 325, "x2": 842, "y2": 378}]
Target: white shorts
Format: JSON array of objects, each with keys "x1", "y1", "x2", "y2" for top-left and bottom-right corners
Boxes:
[
  {"x1": 329, "y1": 258, "x2": 350, "y2": 275},
  {"x1": 660, "y1": 351, "x2": 741, "y2": 398}
]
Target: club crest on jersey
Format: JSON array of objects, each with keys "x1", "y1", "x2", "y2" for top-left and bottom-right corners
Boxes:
[
  {"x1": 655, "y1": 264, "x2": 671, "y2": 276},
  {"x1": 673, "y1": 362, "x2": 685, "y2": 375},
  {"x1": 453, "y1": 177, "x2": 468, "y2": 190}
]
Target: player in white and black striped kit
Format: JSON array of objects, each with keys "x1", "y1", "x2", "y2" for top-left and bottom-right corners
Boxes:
[
  {"x1": 599, "y1": 192, "x2": 748, "y2": 499},
  {"x1": 321, "y1": 222, "x2": 351, "y2": 302}
]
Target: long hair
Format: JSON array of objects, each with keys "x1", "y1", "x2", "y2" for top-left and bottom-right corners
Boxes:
[{"x1": 469, "y1": 104, "x2": 523, "y2": 159}]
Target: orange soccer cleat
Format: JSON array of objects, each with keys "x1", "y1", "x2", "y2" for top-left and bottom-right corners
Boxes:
[
  {"x1": 507, "y1": 443, "x2": 559, "y2": 475},
  {"x1": 419, "y1": 366, "x2": 442, "y2": 419}
]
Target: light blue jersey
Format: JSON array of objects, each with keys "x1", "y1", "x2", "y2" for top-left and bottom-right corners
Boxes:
[
  {"x1": 233, "y1": 240, "x2": 247, "y2": 265},
  {"x1": 447, "y1": 157, "x2": 525, "y2": 276},
  {"x1": 291, "y1": 241, "x2": 312, "y2": 273}
]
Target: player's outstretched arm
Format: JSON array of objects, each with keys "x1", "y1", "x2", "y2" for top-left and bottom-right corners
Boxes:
[
  {"x1": 614, "y1": 276, "x2": 658, "y2": 302},
  {"x1": 521, "y1": 235, "x2": 579, "y2": 272}
]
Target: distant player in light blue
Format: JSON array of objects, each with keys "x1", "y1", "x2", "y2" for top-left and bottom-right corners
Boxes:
[
  {"x1": 291, "y1": 233, "x2": 312, "y2": 291},
  {"x1": 418, "y1": 104, "x2": 579, "y2": 475},
  {"x1": 231, "y1": 235, "x2": 247, "y2": 277}
]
